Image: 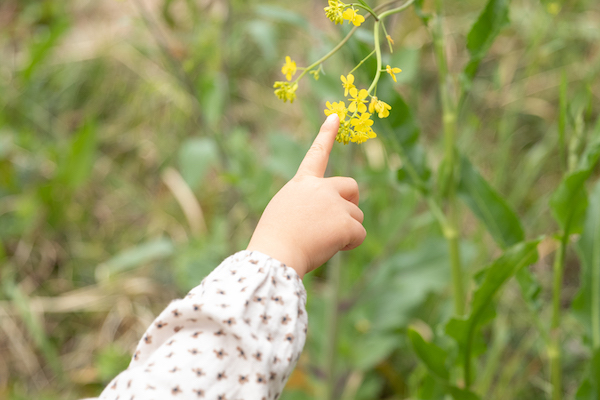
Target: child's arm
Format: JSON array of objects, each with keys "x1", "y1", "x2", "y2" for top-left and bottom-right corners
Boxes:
[
  {"x1": 91, "y1": 114, "x2": 365, "y2": 400},
  {"x1": 247, "y1": 113, "x2": 366, "y2": 277}
]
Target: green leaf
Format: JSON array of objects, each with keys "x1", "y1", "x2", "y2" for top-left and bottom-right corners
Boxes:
[
  {"x1": 95, "y1": 238, "x2": 175, "y2": 282},
  {"x1": 516, "y1": 268, "x2": 542, "y2": 311},
  {"x1": 408, "y1": 327, "x2": 449, "y2": 381},
  {"x1": 178, "y1": 137, "x2": 219, "y2": 190},
  {"x1": 413, "y1": 0, "x2": 431, "y2": 24},
  {"x1": 446, "y1": 240, "x2": 540, "y2": 359},
  {"x1": 449, "y1": 386, "x2": 482, "y2": 400},
  {"x1": 550, "y1": 138, "x2": 600, "y2": 235},
  {"x1": 254, "y1": 5, "x2": 309, "y2": 31},
  {"x1": 57, "y1": 121, "x2": 97, "y2": 190},
  {"x1": 352, "y1": 333, "x2": 398, "y2": 371},
  {"x1": 21, "y1": 17, "x2": 70, "y2": 82},
  {"x1": 457, "y1": 155, "x2": 525, "y2": 249},
  {"x1": 2, "y1": 278, "x2": 63, "y2": 378},
  {"x1": 463, "y1": 0, "x2": 510, "y2": 83},
  {"x1": 573, "y1": 180, "x2": 600, "y2": 397},
  {"x1": 594, "y1": 349, "x2": 600, "y2": 398},
  {"x1": 376, "y1": 92, "x2": 431, "y2": 192},
  {"x1": 575, "y1": 350, "x2": 600, "y2": 399}
]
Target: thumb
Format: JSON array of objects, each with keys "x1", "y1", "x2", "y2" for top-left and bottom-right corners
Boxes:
[{"x1": 296, "y1": 113, "x2": 340, "y2": 177}]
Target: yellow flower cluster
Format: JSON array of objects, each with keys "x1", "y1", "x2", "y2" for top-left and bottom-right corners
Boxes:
[
  {"x1": 324, "y1": 0, "x2": 365, "y2": 27},
  {"x1": 274, "y1": 56, "x2": 299, "y2": 103},
  {"x1": 274, "y1": 81, "x2": 298, "y2": 103},
  {"x1": 324, "y1": 74, "x2": 392, "y2": 144}
]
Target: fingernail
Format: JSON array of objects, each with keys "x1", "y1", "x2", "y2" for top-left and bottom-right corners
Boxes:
[{"x1": 326, "y1": 113, "x2": 339, "y2": 123}]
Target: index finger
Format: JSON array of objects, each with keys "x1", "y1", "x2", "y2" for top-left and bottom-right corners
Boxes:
[{"x1": 296, "y1": 113, "x2": 339, "y2": 177}]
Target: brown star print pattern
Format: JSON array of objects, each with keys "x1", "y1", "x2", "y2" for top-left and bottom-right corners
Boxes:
[{"x1": 94, "y1": 251, "x2": 307, "y2": 400}]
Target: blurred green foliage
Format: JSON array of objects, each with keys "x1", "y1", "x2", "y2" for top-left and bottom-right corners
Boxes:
[{"x1": 0, "y1": 0, "x2": 599, "y2": 399}]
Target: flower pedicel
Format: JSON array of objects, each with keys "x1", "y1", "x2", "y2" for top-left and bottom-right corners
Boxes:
[{"x1": 273, "y1": 0, "x2": 411, "y2": 144}]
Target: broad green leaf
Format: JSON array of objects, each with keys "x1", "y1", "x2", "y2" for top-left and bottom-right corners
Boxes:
[
  {"x1": 516, "y1": 268, "x2": 542, "y2": 311},
  {"x1": 550, "y1": 138, "x2": 600, "y2": 235},
  {"x1": 376, "y1": 92, "x2": 431, "y2": 192},
  {"x1": 457, "y1": 155, "x2": 525, "y2": 249},
  {"x1": 365, "y1": 239, "x2": 475, "y2": 331},
  {"x1": 449, "y1": 386, "x2": 482, "y2": 400},
  {"x1": 408, "y1": 327, "x2": 449, "y2": 380},
  {"x1": 96, "y1": 238, "x2": 175, "y2": 282},
  {"x1": 575, "y1": 350, "x2": 600, "y2": 400},
  {"x1": 352, "y1": 333, "x2": 398, "y2": 371},
  {"x1": 573, "y1": 181, "x2": 600, "y2": 398},
  {"x1": 446, "y1": 240, "x2": 540, "y2": 358},
  {"x1": 463, "y1": 0, "x2": 510, "y2": 84},
  {"x1": 594, "y1": 349, "x2": 600, "y2": 398},
  {"x1": 573, "y1": 180, "x2": 600, "y2": 338}
]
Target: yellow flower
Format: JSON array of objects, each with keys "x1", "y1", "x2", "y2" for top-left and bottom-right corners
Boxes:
[
  {"x1": 281, "y1": 56, "x2": 297, "y2": 81},
  {"x1": 351, "y1": 128, "x2": 377, "y2": 144},
  {"x1": 347, "y1": 87, "x2": 369, "y2": 113},
  {"x1": 273, "y1": 81, "x2": 298, "y2": 103},
  {"x1": 309, "y1": 69, "x2": 320, "y2": 80},
  {"x1": 342, "y1": 7, "x2": 365, "y2": 27},
  {"x1": 368, "y1": 96, "x2": 392, "y2": 118},
  {"x1": 324, "y1": 0, "x2": 345, "y2": 24},
  {"x1": 336, "y1": 120, "x2": 352, "y2": 145},
  {"x1": 385, "y1": 65, "x2": 402, "y2": 82},
  {"x1": 350, "y1": 112, "x2": 374, "y2": 133},
  {"x1": 340, "y1": 74, "x2": 355, "y2": 97},
  {"x1": 324, "y1": 100, "x2": 348, "y2": 122}
]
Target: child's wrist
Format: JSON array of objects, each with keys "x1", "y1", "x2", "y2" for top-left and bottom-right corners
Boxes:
[{"x1": 246, "y1": 241, "x2": 307, "y2": 279}]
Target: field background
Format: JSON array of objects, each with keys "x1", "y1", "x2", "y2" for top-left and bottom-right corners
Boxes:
[{"x1": 1, "y1": 0, "x2": 599, "y2": 399}]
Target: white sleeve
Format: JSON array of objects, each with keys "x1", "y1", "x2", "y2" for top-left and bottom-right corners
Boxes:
[{"x1": 92, "y1": 250, "x2": 308, "y2": 400}]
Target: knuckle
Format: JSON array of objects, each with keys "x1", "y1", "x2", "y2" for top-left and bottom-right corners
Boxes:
[{"x1": 309, "y1": 142, "x2": 327, "y2": 155}]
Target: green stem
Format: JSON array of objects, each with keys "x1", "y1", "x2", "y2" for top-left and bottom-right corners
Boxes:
[
  {"x1": 348, "y1": 49, "x2": 376, "y2": 75},
  {"x1": 351, "y1": 3, "x2": 379, "y2": 20},
  {"x1": 385, "y1": 136, "x2": 451, "y2": 233},
  {"x1": 295, "y1": 0, "x2": 414, "y2": 87},
  {"x1": 325, "y1": 251, "x2": 342, "y2": 400},
  {"x1": 367, "y1": 21, "x2": 382, "y2": 94},
  {"x1": 593, "y1": 236, "x2": 600, "y2": 350},
  {"x1": 550, "y1": 236, "x2": 567, "y2": 400},
  {"x1": 295, "y1": 25, "x2": 360, "y2": 83},
  {"x1": 378, "y1": 0, "x2": 416, "y2": 19},
  {"x1": 381, "y1": 21, "x2": 394, "y2": 53},
  {"x1": 432, "y1": 0, "x2": 464, "y2": 317}
]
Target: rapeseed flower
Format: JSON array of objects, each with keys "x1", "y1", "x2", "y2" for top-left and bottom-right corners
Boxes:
[
  {"x1": 336, "y1": 120, "x2": 352, "y2": 145},
  {"x1": 352, "y1": 128, "x2": 377, "y2": 144},
  {"x1": 273, "y1": 81, "x2": 298, "y2": 103},
  {"x1": 350, "y1": 112, "x2": 374, "y2": 133},
  {"x1": 368, "y1": 96, "x2": 392, "y2": 118},
  {"x1": 281, "y1": 56, "x2": 297, "y2": 81},
  {"x1": 341, "y1": 74, "x2": 356, "y2": 97},
  {"x1": 342, "y1": 7, "x2": 365, "y2": 27},
  {"x1": 385, "y1": 65, "x2": 402, "y2": 82},
  {"x1": 324, "y1": 100, "x2": 348, "y2": 122},
  {"x1": 347, "y1": 87, "x2": 369, "y2": 113},
  {"x1": 324, "y1": 0, "x2": 345, "y2": 24}
]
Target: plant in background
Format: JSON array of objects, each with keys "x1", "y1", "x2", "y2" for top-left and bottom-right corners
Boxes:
[
  {"x1": 272, "y1": 1, "x2": 600, "y2": 400},
  {"x1": 273, "y1": 0, "x2": 410, "y2": 144}
]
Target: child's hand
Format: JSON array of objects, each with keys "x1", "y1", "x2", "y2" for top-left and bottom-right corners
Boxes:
[{"x1": 247, "y1": 114, "x2": 366, "y2": 278}]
